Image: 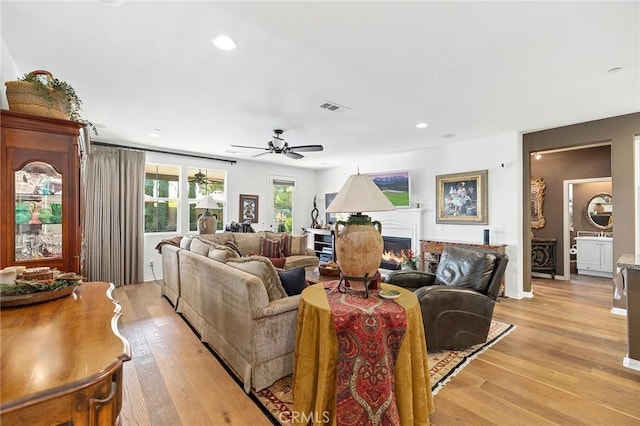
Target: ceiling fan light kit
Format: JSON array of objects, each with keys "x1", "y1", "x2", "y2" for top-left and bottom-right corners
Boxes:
[{"x1": 231, "y1": 129, "x2": 323, "y2": 160}]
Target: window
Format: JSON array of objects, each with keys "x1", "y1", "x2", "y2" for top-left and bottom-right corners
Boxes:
[
  {"x1": 272, "y1": 177, "x2": 295, "y2": 233},
  {"x1": 188, "y1": 168, "x2": 225, "y2": 232},
  {"x1": 145, "y1": 164, "x2": 179, "y2": 232}
]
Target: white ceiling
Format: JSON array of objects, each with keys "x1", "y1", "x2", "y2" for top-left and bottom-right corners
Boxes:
[{"x1": 1, "y1": 1, "x2": 638, "y2": 169}]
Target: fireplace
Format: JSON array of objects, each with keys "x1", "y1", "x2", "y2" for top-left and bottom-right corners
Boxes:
[{"x1": 381, "y1": 236, "x2": 412, "y2": 270}]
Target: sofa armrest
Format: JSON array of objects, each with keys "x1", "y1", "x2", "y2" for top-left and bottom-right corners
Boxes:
[{"x1": 254, "y1": 294, "x2": 301, "y2": 319}]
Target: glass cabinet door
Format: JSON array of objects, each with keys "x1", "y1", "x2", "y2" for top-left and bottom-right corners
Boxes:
[{"x1": 14, "y1": 161, "x2": 63, "y2": 262}]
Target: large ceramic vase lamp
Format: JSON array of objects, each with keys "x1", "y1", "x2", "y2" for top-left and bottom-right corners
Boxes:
[
  {"x1": 196, "y1": 195, "x2": 219, "y2": 234},
  {"x1": 326, "y1": 172, "x2": 395, "y2": 295}
]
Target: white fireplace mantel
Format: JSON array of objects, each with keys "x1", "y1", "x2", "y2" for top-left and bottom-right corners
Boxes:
[{"x1": 370, "y1": 208, "x2": 424, "y2": 254}]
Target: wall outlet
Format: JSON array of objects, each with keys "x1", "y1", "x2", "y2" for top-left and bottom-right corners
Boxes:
[{"x1": 149, "y1": 260, "x2": 154, "y2": 267}]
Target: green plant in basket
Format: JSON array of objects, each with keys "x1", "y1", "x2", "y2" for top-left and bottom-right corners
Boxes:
[{"x1": 13, "y1": 70, "x2": 97, "y2": 135}]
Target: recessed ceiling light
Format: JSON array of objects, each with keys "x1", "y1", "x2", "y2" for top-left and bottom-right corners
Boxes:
[
  {"x1": 148, "y1": 129, "x2": 160, "y2": 138},
  {"x1": 416, "y1": 122, "x2": 428, "y2": 129},
  {"x1": 212, "y1": 35, "x2": 236, "y2": 51}
]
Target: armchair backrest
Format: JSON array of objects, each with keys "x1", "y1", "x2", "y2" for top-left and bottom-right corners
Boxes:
[{"x1": 435, "y1": 245, "x2": 508, "y2": 299}]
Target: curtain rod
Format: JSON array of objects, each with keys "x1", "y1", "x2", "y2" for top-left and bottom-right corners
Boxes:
[{"x1": 91, "y1": 140, "x2": 237, "y2": 165}]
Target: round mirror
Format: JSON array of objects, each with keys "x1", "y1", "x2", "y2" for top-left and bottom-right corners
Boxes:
[{"x1": 586, "y1": 193, "x2": 612, "y2": 229}]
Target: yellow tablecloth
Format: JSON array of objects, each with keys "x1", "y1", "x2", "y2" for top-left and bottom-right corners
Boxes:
[{"x1": 292, "y1": 282, "x2": 434, "y2": 425}]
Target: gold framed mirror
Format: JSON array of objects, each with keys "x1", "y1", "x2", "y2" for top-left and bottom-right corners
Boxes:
[
  {"x1": 586, "y1": 193, "x2": 612, "y2": 230},
  {"x1": 530, "y1": 177, "x2": 545, "y2": 229}
]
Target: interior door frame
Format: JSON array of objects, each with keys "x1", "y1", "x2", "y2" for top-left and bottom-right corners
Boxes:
[{"x1": 561, "y1": 176, "x2": 612, "y2": 280}]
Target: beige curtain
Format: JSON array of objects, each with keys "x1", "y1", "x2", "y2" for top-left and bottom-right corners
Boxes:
[{"x1": 85, "y1": 146, "x2": 145, "y2": 285}]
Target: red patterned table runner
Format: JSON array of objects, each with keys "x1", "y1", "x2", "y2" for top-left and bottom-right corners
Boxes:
[{"x1": 325, "y1": 283, "x2": 407, "y2": 425}]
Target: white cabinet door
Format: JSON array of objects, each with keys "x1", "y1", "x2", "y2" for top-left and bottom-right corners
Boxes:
[
  {"x1": 600, "y1": 239, "x2": 614, "y2": 272},
  {"x1": 576, "y1": 239, "x2": 601, "y2": 272}
]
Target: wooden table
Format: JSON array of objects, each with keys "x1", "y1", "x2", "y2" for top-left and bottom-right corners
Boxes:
[
  {"x1": 292, "y1": 282, "x2": 434, "y2": 425},
  {"x1": 0, "y1": 282, "x2": 131, "y2": 426}
]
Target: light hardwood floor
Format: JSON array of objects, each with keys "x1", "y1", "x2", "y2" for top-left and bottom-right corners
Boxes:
[{"x1": 113, "y1": 276, "x2": 640, "y2": 425}]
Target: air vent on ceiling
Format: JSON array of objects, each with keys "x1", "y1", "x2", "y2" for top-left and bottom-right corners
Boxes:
[{"x1": 320, "y1": 101, "x2": 349, "y2": 112}]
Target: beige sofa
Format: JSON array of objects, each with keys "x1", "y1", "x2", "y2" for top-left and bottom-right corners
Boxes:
[
  {"x1": 158, "y1": 232, "x2": 318, "y2": 392},
  {"x1": 159, "y1": 231, "x2": 318, "y2": 306}
]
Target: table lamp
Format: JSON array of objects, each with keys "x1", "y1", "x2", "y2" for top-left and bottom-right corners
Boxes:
[
  {"x1": 326, "y1": 171, "x2": 395, "y2": 295},
  {"x1": 196, "y1": 195, "x2": 220, "y2": 234}
]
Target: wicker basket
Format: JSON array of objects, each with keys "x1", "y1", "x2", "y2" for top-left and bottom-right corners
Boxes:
[
  {"x1": 319, "y1": 266, "x2": 341, "y2": 277},
  {"x1": 5, "y1": 70, "x2": 69, "y2": 120}
]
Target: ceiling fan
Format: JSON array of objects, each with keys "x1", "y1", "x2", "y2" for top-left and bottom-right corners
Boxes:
[
  {"x1": 188, "y1": 170, "x2": 213, "y2": 186},
  {"x1": 231, "y1": 129, "x2": 324, "y2": 159}
]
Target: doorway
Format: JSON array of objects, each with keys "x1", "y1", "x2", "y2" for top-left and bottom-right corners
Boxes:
[{"x1": 561, "y1": 177, "x2": 612, "y2": 280}]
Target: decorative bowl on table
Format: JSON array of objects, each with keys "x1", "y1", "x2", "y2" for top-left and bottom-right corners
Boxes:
[{"x1": 0, "y1": 272, "x2": 83, "y2": 307}]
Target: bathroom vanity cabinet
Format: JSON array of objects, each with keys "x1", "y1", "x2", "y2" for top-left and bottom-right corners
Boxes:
[{"x1": 575, "y1": 236, "x2": 613, "y2": 278}]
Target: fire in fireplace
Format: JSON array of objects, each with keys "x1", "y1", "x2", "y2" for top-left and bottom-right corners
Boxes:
[{"x1": 381, "y1": 236, "x2": 412, "y2": 270}]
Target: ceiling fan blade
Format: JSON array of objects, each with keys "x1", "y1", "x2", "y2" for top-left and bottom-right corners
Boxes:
[
  {"x1": 253, "y1": 151, "x2": 272, "y2": 158},
  {"x1": 288, "y1": 144, "x2": 324, "y2": 152},
  {"x1": 285, "y1": 151, "x2": 304, "y2": 159},
  {"x1": 230, "y1": 144, "x2": 269, "y2": 150}
]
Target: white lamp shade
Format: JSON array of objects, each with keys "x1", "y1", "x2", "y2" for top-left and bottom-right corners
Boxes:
[
  {"x1": 326, "y1": 173, "x2": 395, "y2": 213},
  {"x1": 195, "y1": 195, "x2": 219, "y2": 209}
]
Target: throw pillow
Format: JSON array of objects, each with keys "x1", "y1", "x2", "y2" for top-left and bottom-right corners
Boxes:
[
  {"x1": 190, "y1": 238, "x2": 212, "y2": 256},
  {"x1": 280, "y1": 233, "x2": 291, "y2": 257},
  {"x1": 227, "y1": 256, "x2": 288, "y2": 301},
  {"x1": 224, "y1": 241, "x2": 243, "y2": 257},
  {"x1": 268, "y1": 257, "x2": 286, "y2": 269},
  {"x1": 261, "y1": 237, "x2": 283, "y2": 258},
  {"x1": 180, "y1": 235, "x2": 194, "y2": 250},
  {"x1": 277, "y1": 267, "x2": 308, "y2": 296},
  {"x1": 208, "y1": 248, "x2": 239, "y2": 263}
]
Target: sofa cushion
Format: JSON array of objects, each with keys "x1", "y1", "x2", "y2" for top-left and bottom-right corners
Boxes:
[
  {"x1": 436, "y1": 246, "x2": 497, "y2": 292},
  {"x1": 277, "y1": 267, "x2": 308, "y2": 296},
  {"x1": 261, "y1": 237, "x2": 284, "y2": 258},
  {"x1": 199, "y1": 234, "x2": 233, "y2": 246},
  {"x1": 231, "y1": 232, "x2": 266, "y2": 256},
  {"x1": 289, "y1": 235, "x2": 308, "y2": 256},
  {"x1": 227, "y1": 256, "x2": 288, "y2": 301},
  {"x1": 284, "y1": 255, "x2": 319, "y2": 270}
]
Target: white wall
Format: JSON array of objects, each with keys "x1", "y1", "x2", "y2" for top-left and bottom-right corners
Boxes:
[
  {"x1": 1, "y1": 39, "x2": 21, "y2": 110},
  {"x1": 143, "y1": 150, "x2": 317, "y2": 281},
  {"x1": 316, "y1": 132, "x2": 525, "y2": 298}
]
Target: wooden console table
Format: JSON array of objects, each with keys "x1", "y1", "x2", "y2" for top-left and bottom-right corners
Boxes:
[
  {"x1": 420, "y1": 240, "x2": 507, "y2": 273},
  {"x1": 0, "y1": 282, "x2": 131, "y2": 426}
]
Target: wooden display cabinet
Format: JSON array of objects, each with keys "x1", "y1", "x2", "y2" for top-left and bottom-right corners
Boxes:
[{"x1": 0, "y1": 110, "x2": 84, "y2": 274}]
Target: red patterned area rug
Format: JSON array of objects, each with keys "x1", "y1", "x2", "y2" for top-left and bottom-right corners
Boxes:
[{"x1": 253, "y1": 320, "x2": 516, "y2": 425}]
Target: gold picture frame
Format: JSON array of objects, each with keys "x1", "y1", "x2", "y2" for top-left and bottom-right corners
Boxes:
[
  {"x1": 530, "y1": 177, "x2": 545, "y2": 229},
  {"x1": 436, "y1": 169, "x2": 488, "y2": 224}
]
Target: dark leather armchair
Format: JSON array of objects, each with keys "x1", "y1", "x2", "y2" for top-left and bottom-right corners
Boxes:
[{"x1": 384, "y1": 245, "x2": 508, "y2": 350}]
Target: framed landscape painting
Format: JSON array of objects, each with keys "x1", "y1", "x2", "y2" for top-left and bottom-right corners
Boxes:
[
  {"x1": 367, "y1": 170, "x2": 410, "y2": 207},
  {"x1": 436, "y1": 169, "x2": 488, "y2": 224}
]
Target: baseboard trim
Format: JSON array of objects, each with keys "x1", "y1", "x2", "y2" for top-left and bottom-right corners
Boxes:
[
  {"x1": 610, "y1": 307, "x2": 627, "y2": 316},
  {"x1": 623, "y1": 355, "x2": 640, "y2": 371}
]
